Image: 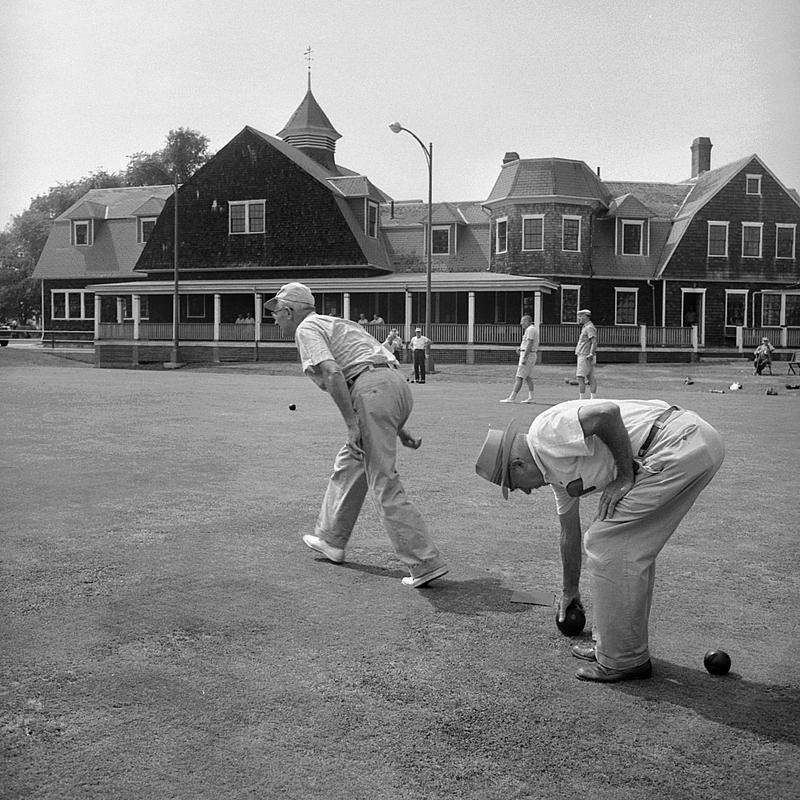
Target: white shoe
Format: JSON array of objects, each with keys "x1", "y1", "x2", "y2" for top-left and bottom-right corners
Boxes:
[
  {"x1": 401, "y1": 565, "x2": 449, "y2": 588},
  {"x1": 302, "y1": 534, "x2": 345, "y2": 564},
  {"x1": 499, "y1": 397, "x2": 517, "y2": 403},
  {"x1": 520, "y1": 397, "x2": 535, "y2": 404}
]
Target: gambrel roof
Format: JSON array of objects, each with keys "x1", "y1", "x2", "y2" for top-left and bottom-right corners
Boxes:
[{"x1": 34, "y1": 185, "x2": 175, "y2": 280}]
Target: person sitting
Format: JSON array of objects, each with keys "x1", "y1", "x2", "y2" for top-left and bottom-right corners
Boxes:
[
  {"x1": 753, "y1": 337, "x2": 774, "y2": 375},
  {"x1": 357, "y1": 313, "x2": 369, "y2": 325},
  {"x1": 371, "y1": 313, "x2": 385, "y2": 324}
]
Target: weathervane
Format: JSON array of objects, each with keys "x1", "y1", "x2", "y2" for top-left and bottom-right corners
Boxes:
[{"x1": 304, "y1": 45, "x2": 313, "y2": 89}]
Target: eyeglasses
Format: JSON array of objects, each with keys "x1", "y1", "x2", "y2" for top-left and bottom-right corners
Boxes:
[{"x1": 271, "y1": 306, "x2": 290, "y2": 318}]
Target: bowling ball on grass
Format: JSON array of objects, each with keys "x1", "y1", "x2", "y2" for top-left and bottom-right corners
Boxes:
[{"x1": 556, "y1": 600, "x2": 586, "y2": 636}]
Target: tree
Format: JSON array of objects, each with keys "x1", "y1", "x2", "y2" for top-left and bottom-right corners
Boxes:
[
  {"x1": 0, "y1": 128, "x2": 212, "y2": 322},
  {"x1": 124, "y1": 127, "x2": 211, "y2": 185}
]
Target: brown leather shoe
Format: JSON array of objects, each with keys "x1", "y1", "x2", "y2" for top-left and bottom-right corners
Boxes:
[
  {"x1": 575, "y1": 659, "x2": 652, "y2": 683},
  {"x1": 571, "y1": 643, "x2": 597, "y2": 662}
]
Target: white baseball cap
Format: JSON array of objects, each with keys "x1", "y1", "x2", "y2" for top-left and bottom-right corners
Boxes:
[
  {"x1": 265, "y1": 282, "x2": 315, "y2": 311},
  {"x1": 577, "y1": 308, "x2": 591, "y2": 316}
]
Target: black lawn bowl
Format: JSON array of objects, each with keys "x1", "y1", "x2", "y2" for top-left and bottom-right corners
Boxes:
[
  {"x1": 704, "y1": 649, "x2": 732, "y2": 675},
  {"x1": 556, "y1": 600, "x2": 586, "y2": 636}
]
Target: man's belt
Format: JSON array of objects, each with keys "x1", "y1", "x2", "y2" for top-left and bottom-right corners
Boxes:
[
  {"x1": 346, "y1": 362, "x2": 392, "y2": 388},
  {"x1": 637, "y1": 405, "x2": 680, "y2": 458}
]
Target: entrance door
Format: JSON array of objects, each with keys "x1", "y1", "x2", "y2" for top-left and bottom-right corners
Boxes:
[{"x1": 681, "y1": 289, "x2": 706, "y2": 345}]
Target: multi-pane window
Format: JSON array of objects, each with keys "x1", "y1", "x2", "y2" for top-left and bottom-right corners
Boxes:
[
  {"x1": 724, "y1": 290, "x2": 747, "y2": 327},
  {"x1": 745, "y1": 174, "x2": 762, "y2": 195},
  {"x1": 431, "y1": 226, "x2": 450, "y2": 255},
  {"x1": 139, "y1": 217, "x2": 157, "y2": 243},
  {"x1": 72, "y1": 220, "x2": 92, "y2": 246},
  {"x1": 522, "y1": 216, "x2": 544, "y2": 251},
  {"x1": 742, "y1": 223, "x2": 763, "y2": 258},
  {"x1": 51, "y1": 290, "x2": 94, "y2": 320},
  {"x1": 121, "y1": 296, "x2": 149, "y2": 320},
  {"x1": 366, "y1": 201, "x2": 378, "y2": 238},
  {"x1": 495, "y1": 218, "x2": 508, "y2": 253},
  {"x1": 762, "y1": 293, "x2": 800, "y2": 327},
  {"x1": 562, "y1": 216, "x2": 581, "y2": 251},
  {"x1": 707, "y1": 222, "x2": 729, "y2": 257},
  {"x1": 776, "y1": 224, "x2": 796, "y2": 259},
  {"x1": 229, "y1": 200, "x2": 265, "y2": 234},
  {"x1": 614, "y1": 288, "x2": 638, "y2": 325},
  {"x1": 561, "y1": 286, "x2": 580, "y2": 323},
  {"x1": 187, "y1": 295, "x2": 206, "y2": 319},
  {"x1": 621, "y1": 220, "x2": 644, "y2": 255}
]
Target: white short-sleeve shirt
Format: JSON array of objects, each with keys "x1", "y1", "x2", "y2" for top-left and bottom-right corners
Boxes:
[{"x1": 526, "y1": 399, "x2": 672, "y2": 514}]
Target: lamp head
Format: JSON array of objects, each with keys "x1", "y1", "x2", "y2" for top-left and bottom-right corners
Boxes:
[{"x1": 388, "y1": 122, "x2": 404, "y2": 134}]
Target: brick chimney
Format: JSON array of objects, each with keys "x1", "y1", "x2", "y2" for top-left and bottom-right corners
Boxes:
[
  {"x1": 503, "y1": 151, "x2": 520, "y2": 164},
  {"x1": 691, "y1": 137, "x2": 713, "y2": 177}
]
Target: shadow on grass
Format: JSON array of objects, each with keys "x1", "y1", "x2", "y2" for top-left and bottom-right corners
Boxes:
[
  {"x1": 339, "y1": 561, "x2": 532, "y2": 615},
  {"x1": 617, "y1": 659, "x2": 800, "y2": 747}
]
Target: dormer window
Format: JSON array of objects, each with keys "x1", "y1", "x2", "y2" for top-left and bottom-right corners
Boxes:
[
  {"x1": 138, "y1": 217, "x2": 157, "y2": 243},
  {"x1": 745, "y1": 174, "x2": 762, "y2": 195},
  {"x1": 229, "y1": 200, "x2": 265, "y2": 234},
  {"x1": 366, "y1": 201, "x2": 378, "y2": 238},
  {"x1": 620, "y1": 220, "x2": 646, "y2": 255},
  {"x1": 432, "y1": 226, "x2": 451, "y2": 255},
  {"x1": 72, "y1": 220, "x2": 93, "y2": 246}
]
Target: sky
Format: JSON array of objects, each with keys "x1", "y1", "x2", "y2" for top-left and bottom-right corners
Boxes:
[{"x1": 2, "y1": 0, "x2": 799, "y2": 228}]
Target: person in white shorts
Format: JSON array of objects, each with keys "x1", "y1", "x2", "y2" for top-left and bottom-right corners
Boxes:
[
  {"x1": 500, "y1": 315, "x2": 539, "y2": 404},
  {"x1": 575, "y1": 309, "x2": 597, "y2": 399},
  {"x1": 476, "y1": 398, "x2": 724, "y2": 683}
]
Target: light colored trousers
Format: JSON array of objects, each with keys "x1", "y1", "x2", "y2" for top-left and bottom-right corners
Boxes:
[
  {"x1": 584, "y1": 411, "x2": 725, "y2": 670},
  {"x1": 315, "y1": 367, "x2": 445, "y2": 578}
]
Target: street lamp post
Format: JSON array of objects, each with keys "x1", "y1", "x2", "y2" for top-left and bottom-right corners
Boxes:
[
  {"x1": 389, "y1": 122, "x2": 435, "y2": 373},
  {"x1": 164, "y1": 173, "x2": 183, "y2": 369}
]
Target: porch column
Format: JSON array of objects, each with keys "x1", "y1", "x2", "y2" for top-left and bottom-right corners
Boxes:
[
  {"x1": 116, "y1": 297, "x2": 124, "y2": 324},
  {"x1": 639, "y1": 324, "x2": 646, "y2": 351},
  {"x1": 691, "y1": 325, "x2": 699, "y2": 351},
  {"x1": 467, "y1": 291, "x2": 475, "y2": 344},
  {"x1": 254, "y1": 294, "x2": 262, "y2": 342},
  {"x1": 214, "y1": 294, "x2": 221, "y2": 342},
  {"x1": 132, "y1": 294, "x2": 141, "y2": 341},
  {"x1": 94, "y1": 295, "x2": 101, "y2": 340},
  {"x1": 735, "y1": 325, "x2": 743, "y2": 353},
  {"x1": 534, "y1": 291, "x2": 543, "y2": 329},
  {"x1": 405, "y1": 291, "x2": 413, "y2": 341},
  {"x1": 343, "y1": 292, "x2": 351, "y2": 320}
]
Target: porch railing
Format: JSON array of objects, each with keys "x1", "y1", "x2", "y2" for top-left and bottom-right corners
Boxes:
[{"x1": 94, "y1": 321, "x2": 798, "y2": 352}]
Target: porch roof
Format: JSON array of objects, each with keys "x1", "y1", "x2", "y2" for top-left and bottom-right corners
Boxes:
[{"x1": 87, "y1": 272, "x2": 559, "y2": 296}]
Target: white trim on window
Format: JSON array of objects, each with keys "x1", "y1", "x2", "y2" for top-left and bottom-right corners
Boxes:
[
  {"x1": 495, "y1": 217, "x2": 508, "y2": 254},
  {"x1": 431, "y1": 225, "x2": 451, "y2": 255},
  {"x1": 561, "y1": 285, "x2": 581, "y2": 323},
  {"x1": 561, "y1": 215, "x2": 581, "y2": 252},
  {"x1": 620, "y1": 219, "x2": 646, "y2": 256},
  {"x1": 745, "y1": 174, "x2": 762, "y2": 195},
  {"x1": 51, "y1": 290, "x2": 95, "y2": 320},
  {"x1": 776, "y1": 223, "x2": 796, "y2": 260},
  {"x1": 366, "y1": 200, "x2": 379, "y2": 238},
  {"x1": 138, "y1": 217, "x2": 157, "y2": 244},
  {"x1": 72, "y1": 220, "x2": 93, "y2": 246},
  {"x1": 741, "y1": 222, "x2": 763, "y2": 258},
  {"x1": 724, "y1": 289, "x2": 748, "y2": 328},
  {"x1": 521, "y1": 214, "x2": 544, "y2": 251},
  {"x1": 707, "y1": 221, "x2": 729, "y2": 257},
  {"x1": 761, "y1": 291, "x2": 800, "y2": 327},
  {"x1": 614, "y1": 287, "x2": 638, "y2": 325},
  {"x1": 229, "y1": 200, "x2": 266, "y2": 234}
]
